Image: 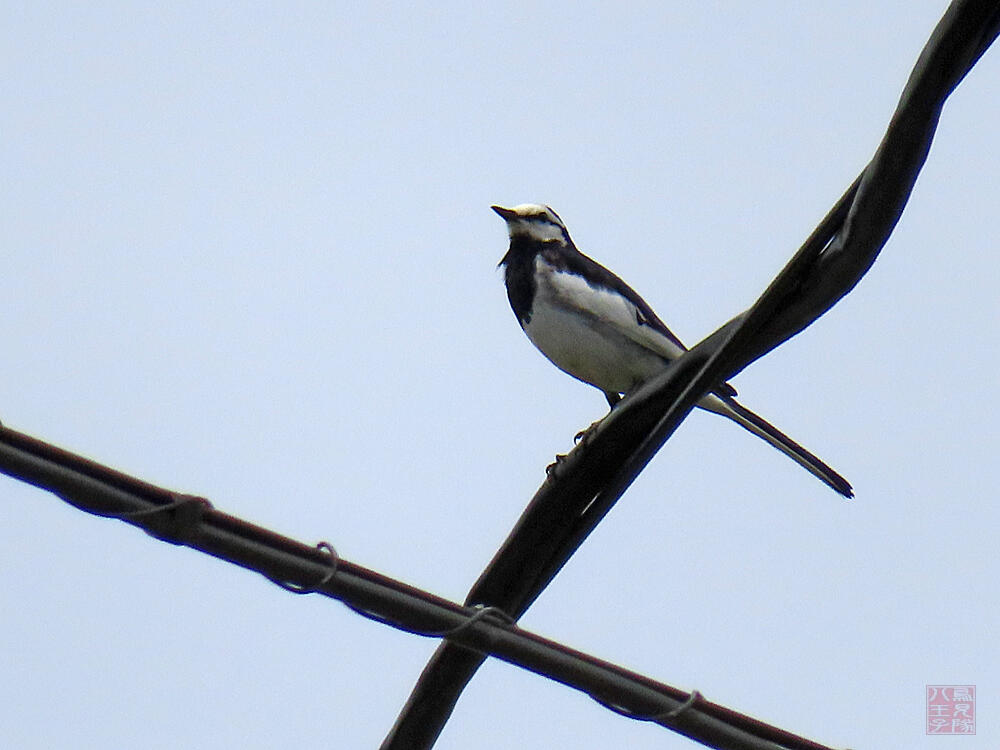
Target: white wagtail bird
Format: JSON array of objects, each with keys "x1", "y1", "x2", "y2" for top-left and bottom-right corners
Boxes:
[{"x1": 492, "y1": 203, "x2": 852, "y2": 498}]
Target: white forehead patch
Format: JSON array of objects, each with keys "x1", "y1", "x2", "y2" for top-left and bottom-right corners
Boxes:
[
  {"x1": 508, "y1": 202, "x2": 549, "y2": 215},
  {"x1": 500, "y1": 203, "x2": 567, "y2": 242}
]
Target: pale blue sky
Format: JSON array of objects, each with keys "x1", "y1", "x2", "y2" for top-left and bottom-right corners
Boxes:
[{"x1": 2, "y1": 2, "x2": 998, "y2": 748}]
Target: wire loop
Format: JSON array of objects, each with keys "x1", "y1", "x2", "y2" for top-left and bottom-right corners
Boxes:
[
  {"x1": 268, "y1": 541, "x2": 340, "y2": 594},
  {"x1": 439, "y1": 605, "x2": 514, "y2": 637},
  {"x1": 591, "y1": 688, "x2": 704, "y2": 724},
  {"x1": 100, "y1": 493, "x2": 212, "y2": 545},
  {"x1": 657, "y1": 689, "x2": 704, "y2": 720},
  {"x1": 335, "y1": 602, "x2": 514, "y2": 645}
]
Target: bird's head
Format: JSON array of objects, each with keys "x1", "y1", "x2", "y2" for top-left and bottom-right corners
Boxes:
[{"x1": 491, "y1": 203, "x2": 570, "y2": 244}]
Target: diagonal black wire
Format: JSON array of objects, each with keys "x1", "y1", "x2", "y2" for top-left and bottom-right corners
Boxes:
[
  {"x1": 380, "y1": 2, "x2": 1000, "y2": 748},
  {"x1": 0, "y1": 422, "x2": 836, "y2": 750}
]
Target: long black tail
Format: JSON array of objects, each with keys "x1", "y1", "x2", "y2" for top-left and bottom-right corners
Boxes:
[{"x1": 705, "y1": 396, "x2": 853, "y2": 498}]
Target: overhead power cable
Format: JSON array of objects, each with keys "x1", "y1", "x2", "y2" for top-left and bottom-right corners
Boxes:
[
  {"x1": 381, "y1": 2, "x2": 1000, "y2": 748},
  {"x1": 1, "y1": 423, "x2": 833, "y2": 750}
]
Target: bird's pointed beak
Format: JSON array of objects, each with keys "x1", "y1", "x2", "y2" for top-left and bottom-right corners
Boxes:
[{"x1": 491, "y1": 205, "x2": 517, "y2": 221}]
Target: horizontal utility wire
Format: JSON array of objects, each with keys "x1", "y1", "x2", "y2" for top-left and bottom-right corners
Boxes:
[
  {"x1": 0, "y1": 423, "x2": 832, "y2": 750},
  {"x1": 381, "y1": 1, "x2": 1000, "y2": 748}
]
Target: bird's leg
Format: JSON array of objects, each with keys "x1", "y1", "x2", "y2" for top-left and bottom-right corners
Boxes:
[{"x1": 574, "y1": 392, "x2": 623, "y2": 443}]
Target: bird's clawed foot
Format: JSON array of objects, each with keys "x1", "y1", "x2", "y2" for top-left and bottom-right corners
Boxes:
[
  {"x1": 574, "y1": 417, "x2": 606, "y2": 444},
  {"x1": 545, "y1": 453, "x2": 568, "y2": 476}
]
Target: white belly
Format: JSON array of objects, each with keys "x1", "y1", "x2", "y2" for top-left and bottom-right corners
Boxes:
[{"x1": 523, "y1": 267, "x2": 671, "y2": 394}]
